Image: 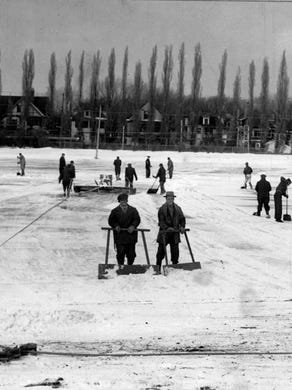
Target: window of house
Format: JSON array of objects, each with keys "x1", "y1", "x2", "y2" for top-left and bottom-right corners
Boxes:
[
  {"x1": 85, "y1": 110, "x2": 90, "y2": 118},
  {"x1": 16, "y1": 105, "x2": 21, "y2": 113},
  {"x1": 203, "y1": 117, "x2": 209, "y2": 126},
  {"x1": 252, "y1": 129, "x2": 260, "y2": 138},
  {"x1": 143, "y1": 111, "x2": 149, "y2": 120}
]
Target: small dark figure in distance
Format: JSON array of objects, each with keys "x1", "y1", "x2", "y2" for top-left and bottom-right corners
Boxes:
[
  {"x1": 253, "y1": 174, "x2": 272, "y2": 218},
  {"x1": 58, "y1": 153, "x2": 66, "y2": 183},
  {"x1": 108, "y1": 193, "x2": 141, "y2": 265},
  {"x1": 125, "y1": 163, "x2": 138, "y2": 189},
  {"x1": 156, "y1": 191, "x2": 186, "y2": 270},
  {"x1": 167, "y1": 157, "x2": 174, "y2": 179},
  {"x1": 145, "y1": 156, "x2": 152, "y2": 178},
  {"x1": 17, "y1": 153, "x2": 26, "y2": 176},
  {"x1": 62, "y1": 161, "x2": 76, "y2": 198},
  {"x1": 274, "y1": 177, "x2": 291, "y2": 222},
  {"x1": 153, "y1": 163, "x2": 166, "y2": 194},
  {"x1": 113, "y1": 156, "x2": 122, "y2": 181},
  {"x1": 241, "y1": 162, "x2": 253, "y2": 189}
]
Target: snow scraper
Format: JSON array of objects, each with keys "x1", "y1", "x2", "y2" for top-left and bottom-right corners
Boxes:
[
  {"x1": 147, "y1": 178, "x2": 159, "y2": 194},
  {"x1": 162, "y1": 229, "x2": 201, "y2": 274},
  {"x1": 98, "y1": 227, "x2": 158, "y2": 279},
  {"x1": 283, "y1": 197, "x2": 291, "y2": 221}
]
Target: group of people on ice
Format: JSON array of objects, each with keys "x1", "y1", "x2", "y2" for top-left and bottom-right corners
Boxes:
[
  {"x1": 113, "y1": 155, "x2": 174, "y2": 194},
  {"x1": 108, "y1": 190, "x2": 186, "y2": 270},
  {"x1": 242, "y1": 162, "x2": 291, "y2": 223}
]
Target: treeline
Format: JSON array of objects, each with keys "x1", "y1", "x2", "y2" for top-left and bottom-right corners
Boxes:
[{"x1": 4, "y1": 45, "x2": 292, "y2": 148}]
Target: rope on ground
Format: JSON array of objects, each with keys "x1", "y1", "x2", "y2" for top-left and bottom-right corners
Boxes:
[{"x1": 0, "y1": 198, "x2": 66, "y2": 248}]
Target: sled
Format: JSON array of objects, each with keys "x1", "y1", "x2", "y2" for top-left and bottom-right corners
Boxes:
[
  {"x1": 283, "y1": 198, "x2": 291, "y2": 221},
  {"x1": 98, "y1": 227, "x2": 159, "y2": 279},
  {"x1": 74, "y1": 184, "x2": 136, "y2": 195},
  {"x1": 147, "y1": 178, "x2": 159, "y2": 194},
  {"x1": 162, "y1": 229, "x2": 201, "y2": 274}
]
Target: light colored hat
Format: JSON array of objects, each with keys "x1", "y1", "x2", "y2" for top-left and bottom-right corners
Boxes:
[{"x1": 164, "y1": 191, "x2": 176, "y2": 198}]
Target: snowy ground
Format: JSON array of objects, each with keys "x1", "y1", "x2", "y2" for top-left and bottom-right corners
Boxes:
[{"x1": 0, "y1": 147, "x2": 292, "y2": 389}]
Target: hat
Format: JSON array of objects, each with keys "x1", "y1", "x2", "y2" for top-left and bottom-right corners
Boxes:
[
  {"x1": 287, "y1": 178, "x2": 291, "y2": 184},
  {"x1": 118, "y1": 193, "x2": 128, "y2": 202},
  {"x1": 164, "y1": 191, "x2": 176, "y2": 198},
  {"x1": 260, "y1": 173, "x2": 266, "y2": 178},
  {"x1": 147, "y1": 156, "x2": 150, "y2": 158}
]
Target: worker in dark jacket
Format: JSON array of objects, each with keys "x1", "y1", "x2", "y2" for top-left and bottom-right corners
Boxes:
[
  {"x1": 274, "y1": 177, "x2": 291, "y2": 222},
  {"x1": 167, "y1": 157, "x2": 174, "y2": 179},
  {"x1": 156, "y1": 191, "x2": 186, "y2": 269},
  {"x1": 145, "y1": 156, "x2": 151, "y2": 178},
  {"x1": 153, "y1": 163, "x2": 166, "y2": 194},
  {"x1": 241, "y1": 162, "x2": 253, "y2": 189},
  {"x1": 108, "y1": 193, "x2": 141, "y2": 265},
  {"x1": 62, "y1": 161, "x2": 75, "y2": 198},
  {"x1": 253, "y1": 174, "x2": 272, "y2": 218},
  {"x1": 113, "y1": 156, "x2": 122, "y2": 180},
  {"x1": 125, "y1": 163, "x2": 138, "y2": 189},
  {"x1": 58, "y1": 153, "x2": 66, "y2": 183}
]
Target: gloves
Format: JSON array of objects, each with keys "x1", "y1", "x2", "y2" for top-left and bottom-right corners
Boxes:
[
  {"x1": 128, "y1": 225, "x2": 135, "y2": 234},
  {"x1": 115, "y1": 226, "x2": 121, "y2": 233}
]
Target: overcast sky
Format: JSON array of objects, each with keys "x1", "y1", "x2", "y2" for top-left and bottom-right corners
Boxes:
[{"x1": 1, "y1": 0, "x2": 292, "y2": 98}]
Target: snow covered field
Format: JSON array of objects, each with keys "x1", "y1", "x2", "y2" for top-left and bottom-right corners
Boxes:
[{"x1": 0, "y1": 147, "x2": 292, "y2": 389}]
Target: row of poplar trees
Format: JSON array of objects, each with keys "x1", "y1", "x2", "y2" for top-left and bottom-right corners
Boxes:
[{"x1": 8, "y1": 45, "x2": 292, "y2": 149}]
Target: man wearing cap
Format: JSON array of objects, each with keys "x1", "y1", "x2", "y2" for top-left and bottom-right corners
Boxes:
[
  {"x1": 156, "y1": 191, "x2": 186, "y2": 269},
  {"x1": 274, "y1": 177, "x2": 291, "y2": 222},
  {"x1": 253, "y1": 173, "x2": 272, "y2": 218},
  {"x1": 153, "y1": 163, "x2": 166, "y2": 194},
  {"x1": 108, "y1": 193, "x2": 141, "y2": 265},
  {"x1": 113, "y1": 156, "x2": 122, "y2": 181},
  {"x1": 241, "y1": 162, "x2": 253, "y2": 189},
  {"x1": 145, "y1": 156, "x2": 151, "y2": 178},
  {"x1": 59, "y1": 153, "x2": 66, "y2": 183},
  {"x1": 125, "y1": 163, "x2": 138, "y2": 189},
  {"x1": 167, "y1": 157, "x2": 174, "y2": 179}
]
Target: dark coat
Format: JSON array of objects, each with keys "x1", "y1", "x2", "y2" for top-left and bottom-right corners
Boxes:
[
  {"x1": 243, "y1": 166, "x2": 253, "y2": 175},
  {"x1": 108, "y1": 205, "x2": 141, "y2": 244},
  {"x1": 59, "y1": 156, "x2": 66, "y2": 173},
  {"x1": 113, "y1": 158, "x2": 122, "y2": 168},
  {"x1": 145, "y1": 158, "x2": 151, "y2": 169},
  {"x1": 167, "y1": 159, "x2": 174, "y2": 172},
  {"x1": 125, "y1": 166, "x2": 138, "y2": 182},
  {"x1": 156, "y1": 203, "x2": 186, "y2": 244},
  {"x1": 154, "y1": 166, "x2": 166, "y2": 183},
  {"x1": 255, "y1": 178, "x2": 271, "y2": 198},
  {"x1": 275, "y1": 177, "x2": 289, "y2": 197},
  {"x1": 62, "y1": 164, "x2": 75, "y2": 182}
]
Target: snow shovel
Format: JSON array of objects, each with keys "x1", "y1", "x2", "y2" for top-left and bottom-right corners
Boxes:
[
  {"x1": 147, "y1": 178, "x2": 159, "y2": 194},
  {"x1": 283, "y1": 197, "x2": 291, "y2": 221},
  {"x1": 98, "y1": 227, "x2": 159, "y2": 279},
  {"x1": 162, "y1": 228, "x2": 201, "y2": 274}
]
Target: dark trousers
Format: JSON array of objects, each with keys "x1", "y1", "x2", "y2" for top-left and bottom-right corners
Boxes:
[
  {"x1": 156, "y1": 236, "x2": 179, "y2": 267},
  {"x1": 125, "y1": 178, "x2": 133, "y2": 188},
  {"x1": 116, "y1": 243, "x2": 136, "y2": 265},
  {"x1": 62, "y1": 179, "x2": 72, "y2": 195},
  {"x1": 159, "y1": 181, "x2": 166, "y2": 194},
  {"x1": 274, "y1": 193, "x2": 283, "y2": 221},
  {"x1": 257, "y1": 195, "x2": 270, "y2": 215},
  {"x1": 146, "y1": 168, "x2": 151, "y2": 178}
]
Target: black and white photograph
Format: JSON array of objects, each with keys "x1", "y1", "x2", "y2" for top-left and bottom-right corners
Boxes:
[{"x1": 0, "y1": 0, "x2": 292, "y2": 388}]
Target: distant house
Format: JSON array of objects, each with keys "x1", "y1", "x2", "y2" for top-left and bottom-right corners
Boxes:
[
  {"x1": 126, "y1": 102, "x2": 162, "y2": 145},
  {"x1": 71, "y1": 105, "x2": 107, "y2": 146},
  {"x1": 194, "y1": 114, "x2": 218, "y2": 145},
  {"x1": 0, "y1": 94, "x2": 48, "y2": 131}
]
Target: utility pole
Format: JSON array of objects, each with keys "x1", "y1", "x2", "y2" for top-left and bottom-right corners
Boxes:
[{"x1": 95, "y1": 105, "x2": 102, "y2": 159}]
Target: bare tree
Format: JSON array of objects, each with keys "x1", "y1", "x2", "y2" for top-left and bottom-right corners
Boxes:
[
  {"x1": 147, "y1": 45, "x2": 158, "y2": 142},
  {"x1": 22, "y1": 49, "x2": 35, "y2": 124},
  {"x1": 63, "y1": 50, "x2": 73, "y2": 136},
  {"x1": 233, "y1": 67, "x2": 241, "y2": 115},
  {"x1": 177, "y1": 42, "x2": 185, "y2": 142},
  {"x1": 78, "y1": 51, "x2": 85, "y2": 106},
  {"x1": 161, "y1": 45, "x2": 173, "y2": 144},
  {"x1": 248, "y1": 60, "x2": 256, "y2": 135},
  {"x1": 0, "y1": 51, "x2": 2, "y2": 95},
  {"x1": 216, "y1": 50, "x2": 227, "y2": 144},
  {"x1": 276, "y1": 50, "x2": 289, "y2": 150},
  {"x1": 260, "y1": 57, "x2": 270, "y2": 144},
  {"x1": 105, "y1": 48, "x2": 116, "y2": 138},
  {"x1": 48, "y1": 52, "x2": 57, "y2": 115},
  {"x1": 89, "y1": 51, "x2": 102, "y2": 144},
  {"x1": 191, "y1": 43, "x2": 202, "y2": 143},
  {"x1": 133, "y1": 61, "x2": 143, "y2": 145},
  {"x1": 119, "y1": 46, "x2": 129, "y2": 135}
]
